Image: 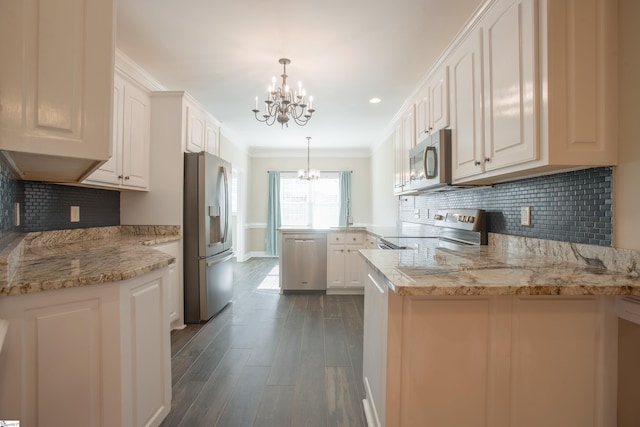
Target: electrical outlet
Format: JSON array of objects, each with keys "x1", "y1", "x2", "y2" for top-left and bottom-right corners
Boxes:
[
  {"x1": 414, "y1": 209, "x2": 420, "y2": 219},
  {"x1": 520, "y1": 206, "x2": 531, "y2": 226},
  {"x1": 70, "y1": 206, "x2": 80, "y2": 222}
]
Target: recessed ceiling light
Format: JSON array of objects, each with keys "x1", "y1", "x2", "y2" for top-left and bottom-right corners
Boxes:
[{"x1": 369, "y1": 97, "x2": 381, "y2": 104}]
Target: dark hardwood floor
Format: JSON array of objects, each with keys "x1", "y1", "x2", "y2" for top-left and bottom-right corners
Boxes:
[{"x1": 161, "y1": 258, "x2": 366, "y2": 427}]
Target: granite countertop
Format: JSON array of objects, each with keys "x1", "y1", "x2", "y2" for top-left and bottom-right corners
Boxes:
[
  {"x1": 0, "y1": 226, "x2": 181, "y2": 297},
  {"x1": 359, "y1": 234, "x2": 640, "y2": 297},
  {"x1": 279, "y1": 223, "x2": 440, "y2": 238}
]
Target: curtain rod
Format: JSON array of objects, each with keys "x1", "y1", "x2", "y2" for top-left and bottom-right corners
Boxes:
[{"x1": 267, "y1": 170, "x2": 352, "y2": 173}]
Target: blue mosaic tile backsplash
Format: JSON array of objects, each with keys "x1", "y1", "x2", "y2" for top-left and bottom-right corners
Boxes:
[
  {"x1": 0, "y1": 158, "x2": 120, "y2": 240},
  {"x1": 399, "y1": 167, "x2": 613, "y2": 246}
]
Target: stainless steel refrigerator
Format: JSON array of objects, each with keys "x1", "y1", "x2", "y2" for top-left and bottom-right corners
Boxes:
[{"x1": 183, "y1": 152, "x2": 233, "y2": 323}]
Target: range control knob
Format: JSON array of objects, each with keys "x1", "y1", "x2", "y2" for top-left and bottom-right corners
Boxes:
[{"x1": 468, "y1": 216, "x2": 475, "y2": 223}]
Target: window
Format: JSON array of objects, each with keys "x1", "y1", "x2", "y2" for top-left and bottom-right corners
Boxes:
[{"x1": 280, "y1": 172, "x2": 340, "y2": 228}]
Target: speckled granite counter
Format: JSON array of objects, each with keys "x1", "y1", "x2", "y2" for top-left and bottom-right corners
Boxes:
[
  {"x1": 0, "y1": 226, "x2": 180, "y2": 297},
  {"x1": 360, "y1": 233, "x2": 640, "y2": 296}
]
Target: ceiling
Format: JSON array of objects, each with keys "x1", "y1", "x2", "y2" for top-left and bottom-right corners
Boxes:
[{"x1": 116, "y1": 0, "x2": 483, "y2": 156}]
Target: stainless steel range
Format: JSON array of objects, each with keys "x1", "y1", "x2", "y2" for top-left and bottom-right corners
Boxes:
[{"x1": 379, "y1": 209, "x2": 487, "y2": 249}]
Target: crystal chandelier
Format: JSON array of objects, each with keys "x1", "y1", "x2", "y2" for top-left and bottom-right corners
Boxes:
[
  {"x1": 252, "y1": 58, "x2": 315, "y2": 127},
  {"x1": 298, "y1": 137, "x2": 320, "y2": 180}
]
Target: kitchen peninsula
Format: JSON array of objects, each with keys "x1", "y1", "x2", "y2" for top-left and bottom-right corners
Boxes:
[
  {"x1": 360, "y1": 234, "x2": 640, "y2": 427},
  {"x1": 0, "y1": 226, "x2": 179, "y2": 427}
]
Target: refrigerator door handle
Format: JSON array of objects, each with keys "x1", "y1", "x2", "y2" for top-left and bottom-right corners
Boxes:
[
  {"x1": 221, "y1": 166, "x2": 230, "y2": 244},
  {"x1": 205, "y1": 252, "x2": 234, "y2": 267}
]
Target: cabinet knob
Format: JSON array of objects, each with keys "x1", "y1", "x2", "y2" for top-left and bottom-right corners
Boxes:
[
  {"x1": 124, "y1": 176, "x2": 130, "y2": 180},
  {"x1": 118, "y1": 175, "x2": 124, "y2": 179},
  {"x1": 485, "y1": 158, "x2": 491, "y2": 163},
  {"x1": 341, "y1": 249, "x2": 344, "y2": 252},
  {"x1": 474, "y1": 161, "x2": 481, "y2": 166}
]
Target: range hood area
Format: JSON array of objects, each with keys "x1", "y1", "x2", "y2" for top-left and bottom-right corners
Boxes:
[{"x1": 0, "y1": 151, "x2": 106, "y2": 183}]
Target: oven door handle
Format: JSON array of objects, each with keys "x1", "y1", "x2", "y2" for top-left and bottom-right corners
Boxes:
[{"x1": 377, "y1": 241, "x2": 395, "y2": 250}]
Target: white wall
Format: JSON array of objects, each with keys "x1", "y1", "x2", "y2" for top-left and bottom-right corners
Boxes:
[{"x1": 370, "y1": 134, "x2": 398, "y2": 226}]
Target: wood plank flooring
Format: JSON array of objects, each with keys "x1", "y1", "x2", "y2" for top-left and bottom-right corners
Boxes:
[{"x1": 161, "y1": 258, "x2": 366, "y2": 427}]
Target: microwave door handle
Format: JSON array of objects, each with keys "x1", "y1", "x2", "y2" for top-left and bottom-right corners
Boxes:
[{"x1": 424, "y1": 146, "x2": 437, "y2": 179}]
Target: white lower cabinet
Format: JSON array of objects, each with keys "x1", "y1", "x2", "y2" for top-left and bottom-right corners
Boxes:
[
  {"x1": 152, "y1": 241, "x2": 184, "y2": 330},
  {"x1": 327, "y1": 232, "x2": 366, "y2": 294},
  {"x1": 362, "y1": 270, "x2": 389, "y2": 427},
  {"x1": 0, "y1": 268, "x2": 171, "y2": 427},
  {"x1": 363, "y1": 266, "x2": 618, "y2": 426}
]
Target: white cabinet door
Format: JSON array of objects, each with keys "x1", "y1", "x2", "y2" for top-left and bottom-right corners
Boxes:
[
  {"x1": 401, "y1": 105, "x2": 415, "y2": 188},
  {"x1": 393, "y1": 124, "x2": 404, "y2": 194},
  {"x1": 0, "y1": 278, "x2": 124, "y2": 426},
  {"x1": 429, "y1": 65, "x2": 450, "y2": 133},
  {"x1": 87, "y1": 74, "x2": 125, "y2": 186},
  {"x1": 345, "y1": 245, "x2": 364, "y2": 288},
  {"x1": 327, "y1": 243, "x2": 345, "y2": 289},
  {"x1": 85, "y1": 72, "x2": 150, "y2": 190},
  {"x1": 185, "y1": 101, "x2": 205, "y2": 153},
  {"x1": 450, "y1": 29, "x2": 485, "y2": 181},
  {"x1": 120, "y1": 274, "x2": 171, "y2": 427},
  {"x1": 363, "y1": 270, "x2": 388, "y2": 427},
  {"x1": 120, "y1": 80, "x2": 151, "y2": 190},
  {"x1": 415, "y1": 87, "x2": 430, "y2": 145},
  {"x1": 482, "y1": 0, "x2": 537, "y2": 171},
  {"x1": 0, "y1": 0, "x2": 114, "y2": 182},
  {"x1": 152, "y1": 241, "x2": 183, "y2": 330},
  {"x1": 205, "y1": 118, "x2": 220, "y2": 157}
]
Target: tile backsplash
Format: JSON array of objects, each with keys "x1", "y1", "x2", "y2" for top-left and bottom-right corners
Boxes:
[
  {"x1": 400, "y1": 167, "x2": 612, "y2": 246},
  {"x1": 0, "y1": 158, "x2": 120, "y2": 243}
]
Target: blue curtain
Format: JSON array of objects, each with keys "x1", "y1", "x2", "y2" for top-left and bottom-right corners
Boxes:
[
  {"x1": 266, "y1": 171, "x2": 281, "y2": 256},
  {"x1": 338, "y1": 171, "x2": 352, "y2": 226}
]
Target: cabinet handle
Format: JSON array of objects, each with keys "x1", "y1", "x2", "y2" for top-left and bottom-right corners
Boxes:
[
  {"x1": 474, "y1": 161, "x2": 481, "y2": 166},
  {"x1": 485, "y1": 158, "x2": 491, "y2": 163}
]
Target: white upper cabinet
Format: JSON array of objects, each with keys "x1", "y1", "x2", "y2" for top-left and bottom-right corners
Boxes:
[
  {"x1": 449, "y1": 29, "x2": 485, "y2": 181},
  {"x1": 482, "y1": 0, "x2": 537, "y2": 172},
  {"x1": 393, "y1": 123, "x2": 404, "y2": 193},
  {"x1": 0, "y1": 0, "x2": 115, "y2": 182},
  {"x1": 205, "y1": 116, "x2": 221, "y2": 157},
  {"x1": 85, "y1": 71, "x2": 150, "y2": 190},
  {"x1": 185, "y1": 99, "x2": 206, "y2": 153},
  {"x1": 184, "y1": 96, "x2": 221, "y2": 155},
  {"x1": 416, "y1": 66, "x2": 450, "y2": 146},
  {"x1": 449, "y1": 0, "x2": 617, "y2": 184}
]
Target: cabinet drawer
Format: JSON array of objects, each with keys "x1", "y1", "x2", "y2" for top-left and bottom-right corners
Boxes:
[
  {"x1": 345, "y1": 233, "x2": 364, "y2": 245},
  {"x1": 328, "y1": 233, "x2": 345, "y2": 244}
]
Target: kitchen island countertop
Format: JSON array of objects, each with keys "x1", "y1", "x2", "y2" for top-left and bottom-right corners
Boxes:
[
  {"x1": 0, "y1": 226, "x2": 180, "y2": 297},
  {"x1": 359, "y1": 234, "x2": 640, "y2": 297}
]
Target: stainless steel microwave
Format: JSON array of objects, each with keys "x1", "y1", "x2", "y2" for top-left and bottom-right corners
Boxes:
[{"x1": 409, "y1": 129, "x2": 452, "y2": 192}]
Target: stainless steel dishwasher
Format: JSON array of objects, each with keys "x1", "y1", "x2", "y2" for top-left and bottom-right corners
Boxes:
[{"x1": 281, "y1": 233, "x2": 327, "y2": 292}]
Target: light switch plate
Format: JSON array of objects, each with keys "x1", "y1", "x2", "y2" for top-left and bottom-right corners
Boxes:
[
  {"x1": 521, "y1": 206, "x2": 531, "y2": 226},
  {"x1": 70, "y1": 206, "x2": 80, "y2": 222}
]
